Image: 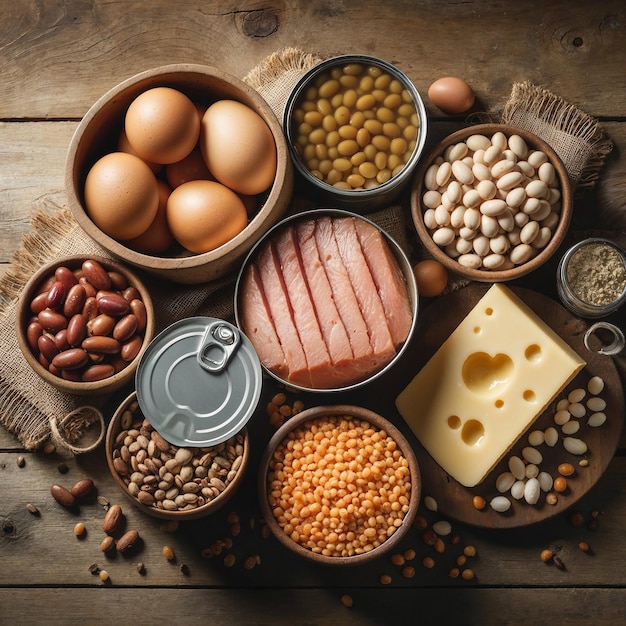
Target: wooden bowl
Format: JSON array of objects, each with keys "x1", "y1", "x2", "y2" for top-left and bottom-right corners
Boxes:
[
  {"x1": 258, "y1": 404, "x2": 421, "y2": 566},
  {"x1": 410, "y1": 124, "x2": 573, "y2": 282},
  {"x1": 65, "y1": 63, "x2": 294, "y2": 285},
  {"x1": 106, "y1": 392, "x2": 249, "y2": 520},
  {"x1": 16, "y1": 255, "x2": 155, "y2": 396}
]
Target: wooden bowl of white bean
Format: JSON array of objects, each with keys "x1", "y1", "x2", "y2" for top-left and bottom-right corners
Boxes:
[
  {"x1": 258, "y1": 404, "x2": 421, "y2": 566},
  {"x1": 106, "y1": 391, "x2": 249, "y2": 520},
  {"x1": 410, "y1": 124, "x2": 572, "y2": 282}
]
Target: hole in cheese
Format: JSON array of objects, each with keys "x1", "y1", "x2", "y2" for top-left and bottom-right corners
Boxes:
[
  {"x1": 473, "y1": 326, "x2": 481, "y2": 334},
  {"x1": 523, "y1": 389, "x2": 537, "y2": 402},
  {"x1": 448, "y1": 415, "x2": 461, "y2": 429},
  {"x1": 525, "y1": 343, "x2": 542, "y2": 362},
  {"x1": 495, "y1": 399, "x2": 504, "y2": 408},
  {"x1": 485, "y1": 307, "x2": 494, "y2": 316},
  {"x1": 462, "y1": 352, "x2": 514, "y2": 395},
  {"x1": 461, "y1": 419, "x2": 485, "y2": 446}
]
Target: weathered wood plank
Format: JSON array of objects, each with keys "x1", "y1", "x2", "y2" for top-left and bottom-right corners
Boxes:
[
  {"x1": 1, "y1": 447, "x2": 625, "y2": 588},
  {"x1": 0, "y1": 1, "x2": 624, "y2": 119},
  {"x1": 0, "y1": 587, "x2": 624, "y2": 626}
]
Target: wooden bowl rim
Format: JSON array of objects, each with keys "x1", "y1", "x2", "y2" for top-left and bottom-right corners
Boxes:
[
  {"x1": 410, "y1": 123, "x2": 573, "y2": 283},
  {"x1": 64, "y1": 63, "x2": 293, "y2": 273},
  {"x1": 258, "y1": 404, "x2": 421, "y2": 566},
  {"x1": 105, "y1": 391, "x2": 250, "y2": 520},
  {"x1": 16, "y1": 255, "x2": 155, "y2": 396}
]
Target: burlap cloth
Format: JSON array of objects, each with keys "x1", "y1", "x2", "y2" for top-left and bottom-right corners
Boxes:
[{"x1": 0, "y1": 48, "x2": 616, "y2": 452}]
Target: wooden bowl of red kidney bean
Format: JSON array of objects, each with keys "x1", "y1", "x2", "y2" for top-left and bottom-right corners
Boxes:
[{"x1": 16, "y1": 255, "x2": 155, "y2": 395}]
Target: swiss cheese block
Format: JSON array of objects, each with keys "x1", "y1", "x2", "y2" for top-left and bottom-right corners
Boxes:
[{"x1": 395, "y1": 284, "x2": 586, "y2": 488}]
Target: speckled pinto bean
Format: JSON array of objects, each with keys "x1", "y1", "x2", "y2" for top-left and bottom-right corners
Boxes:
[
  {"x1": 422, "y1": 131, "x2": 562, "y2": 270},
  {"x1": 25, "y1": 259, "x2": 147, "y2": 383},
  {"x1": 292, "y1": 62, "x2": 419, "y2": 190}
]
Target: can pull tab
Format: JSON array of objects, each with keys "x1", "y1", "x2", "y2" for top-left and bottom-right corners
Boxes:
[
  {"x1": 584, "y1": 322, "x2": 625, "y2": 356},
  {"x1": 197, "y1": 321, "x2": 241, "y2": 373}
]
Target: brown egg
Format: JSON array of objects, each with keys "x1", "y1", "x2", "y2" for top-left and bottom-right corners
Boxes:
[
  {"x1": 166, "y1": 180, "x2": 248, "y2": 254},
  {"x1": 428, "y1": 77, "x2": 475, "y2": 115},
  {"x1": 413, "y1": 259, "x2": 448, "y2": 297},
  {"x1": 117, "y1": 129, "x2": 162, "y2": 174},
  {"x1": 125, "y1": 180, "x2": 175, "y2": 254},
  {"x1": 165, "y1": 147, "x2": 215, "y2": 189},
  {"x1": 125, "y1": 87, "x2": 200, "y2": 164},
  {"x1": 200, "y1": 100, "x2": 277, "y2": 196},
  {"x1": 84, "y1": 152, "x2": 159, "y2": 241}
]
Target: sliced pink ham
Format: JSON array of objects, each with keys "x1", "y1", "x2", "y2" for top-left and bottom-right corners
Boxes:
[
  {"x1": 255, "y1": 239, "x2": 312, "y2": 388},
  {"x1": 331, "y1": 217, "x2": 396, "y2": 362},
  {"x1": 239, "y1": 264, "x2": 288, "y2": 379},
  {"x1": 275, "y1": 225, "x2": 348, "y2": 389},
  {"x1": 295, "y1": 220, "x2": 354, "y2": 367},
  {"x1": 353, "y1": 218, "x2": 413, "y2": 347},
  {"x1": 313, "y1": 217, "x2": 373, "y2": 360}
]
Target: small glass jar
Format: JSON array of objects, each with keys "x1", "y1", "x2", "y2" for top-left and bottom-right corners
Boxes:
[{"x1": 556, "y1": 237, "x2": 626, "y2": 318}]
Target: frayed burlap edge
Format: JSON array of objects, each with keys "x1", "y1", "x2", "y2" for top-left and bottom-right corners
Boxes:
[{"x1": 501, "y1": 81, "x2": 613, "y2": 190}]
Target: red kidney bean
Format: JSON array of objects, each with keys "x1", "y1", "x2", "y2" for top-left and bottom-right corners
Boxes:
[
  {"x1": 113, "y1": 314, "x2": 138, "y2": 342},
  {"x1": 79, "y1": 277, "x2": 97, "y2": 299},
  {"x1": 55, "y1": 266, "x2": 79, "y2": 291},
  {"x1": 121, "y1": 335, "x2": 143, "y2": 362},
  {"x1": 26, "y1": 321, "x2": 44, "y2": 352},
  {"x1": 38, "y1": 309, "x2": 68, "y2": 333},
  {"x1": 54, "y1": 329, "x2": 70, "y2": 352},
  {"x1": 130, "y1": 299, "x2": 147, "y2": 333},
  {"x1": 63, "y1": 284, "x2": 87, "y2": 317},
  {"x1": 82, "y1": 364, "x2": 116, "y2": 382},
  {"x1": 51, "y1": 348, "x2": 89, "y2": 370},
  {"x1": 88, "y1": 314, "x2": 116, "y2": 336},
  {"x1": 45, "y1": 281, "x2": 67, "y2": 310},
  {"x1": 122, "y1": 286, "x2": 141, "y2": 303},
  {"x1": 107, "y1": 271, "x2": 129, "y2": 291},
  {"x1": 66, "y1": 314, "x2": 87, "y2": 347},
  {"x1": 97, "y1": 293, "x2": 130, "y2": 317},
  {"x1": 61, "y1": 368, "x2": 83, "y2": 381},
  {"x1": 37, "y1": 275, "x2": 56, "y2": 295},
  {"x1": 82, "y1": 296, "x2": 99, "y2": 321},
  {"x1": 30, "y1": 292, "x2": 49, "y2": 314},
  {"x1": 38, "y1": 334, "x2": 59, "y2": 361},
  {"x1": 81, "y1": 336, "x2": 121, "y2": 355},
  {"x1": 82, "y1": 259, "x2": 111, "y2": 291}
]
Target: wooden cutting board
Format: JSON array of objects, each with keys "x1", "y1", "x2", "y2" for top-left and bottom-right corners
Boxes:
[{"x1": 387, "y1": 284, "x2": 625, "y2": 529}]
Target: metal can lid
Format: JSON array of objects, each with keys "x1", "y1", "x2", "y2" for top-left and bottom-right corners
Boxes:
[{"x1": 135, "y1": 317, "x2": 262, "y2": 447}]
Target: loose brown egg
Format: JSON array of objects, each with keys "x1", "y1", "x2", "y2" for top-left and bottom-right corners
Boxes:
[
  {"x1": 428, "y1": 77, "x2": 475, "y2": 115},
  {"x1": 413, "y1": 259, "x2": 448, "y2": 297},
  {"x1": 125, "y1": 87, "x2": 200, "y2": 164},
  {"x1": 84, "y1": 152, "x2": 159, "y2": 240},
  {"x1": 166, "y1": 180, "x2": 248, "y2": 254},
  {"x1": 200, "y1": 100, "x2": 277, "y2": 196},
  {"x1": 126, "y1": 180, "x2": 175, "y2": 254}
]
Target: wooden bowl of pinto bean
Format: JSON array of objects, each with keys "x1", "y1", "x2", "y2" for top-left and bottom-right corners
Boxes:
[{"x1": 16, "y1": 255, "x2": 155, "y2": 395}]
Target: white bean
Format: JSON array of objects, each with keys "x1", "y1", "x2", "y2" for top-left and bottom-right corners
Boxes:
[
  {"x1": 482, "y1": 253, "x2": 505, "y2": 270},
  {"x1": 587, "y1": 396, "x2": 606, "y2": 412},
  {"x1": 463, "y1": 189, "x2": 482, "y2": 208},
  {"x1": 587, "y1": 412, "x2": 607, "y2": 427},
  {"x1": 524, "y1": 477, "x2": 540, "y2": 505},
  {"x1": 520, "y1": 221, "x2": 539, "y2": 244},
  {"x1": 527, "y1": 150, "x2": 548, "y2": 168},
  {"x1": 497, "y1": 171, "x2": 524, "y2": 191},
  {"x1": 528, "y1": 430, "x2": 545, "y2": 447},
  {"x1": 587, "y1": 376, "x2": 605, "y2": 395},
  {"x1": 491, "y1": 131, "x2": 508, "y2": 150},
  {"x1": 506, "y1": 186, "x2": 526, "y2": 208},
  {"x1": 435, "y1": 162, "x2": 452, "y2": 187},
  {"x1": 424, "y1": 495, "x2": 438, "y2": 511},
  {"x1": 423, "y1": 190, "x2": 442, "y2": 209},
  {"x1": 490, "y1": 495, "x2": 512, "y2": 513},
  {"x1": 508, "y1": 134, "x2": 528, "y2": 158},
  {"x1": 425, "y1": 164, "x2": 439, "y2": 190},
  {"x1": 569, "y1": 402, "x2": 586, "y2": 418},
  {"x1": 432, "y1": 227, "x2": 456, "y2": 246},
  {"x1": 522, "y1": 446, "x2": 543, "y2": 465},
  {"x1": 477, "y1": 179, "x2": 497, "y2": 200},
  {"x1": 467, "y1": 134, "x2": 492, "y2": 151},
  {"x1": 538, "y1": 162, "x2": 556, "y2": 185},
  {"x1": 457, "y1": 253, "x2": 482, "y2": 268},
  {"x1": 480, "y1": 199, "x2": 507, "y2": 217},
  {"x1": 510, "y1": 480, "x2": 525, "y2": 500},
  {"x1": 544, "y1": 427, "x2": 558, "y2": 447},
  {"x1": 452, "y1": 160, "x2": 474, "y2": 185},
  {"x1": 554, "y1": 409, "x2": 571, "y2": 425},
  {"x1": 508, "y1": 456, "x2": 526, "y2": 480},
  {"x1": 525, "y1": 463, "x2": 539, "y2": 479},
  {"x1": 563, "y1": 437, "x2": 588, "y2": 455},
  {"x1": 435, "y1": 205, "x2": 452, "y2": 226},
  {"x1": 433, "y1": 520, "x2": 452, "y2": 536},
  {"x1": 491, "y1": 159, "x2": 516, "y2": 178},
  {"x1": 538, "y1": 472, "x2": 553, "y2": 492},
  {"x1": 561, "y1": 420, "x2": 580, "y2": 435},
  {"x1": 480, "y1": 215, "x2": 499, "y2": 238},
  {"x1": 509, "y1": 243, "x2": 534, "y2": 265},
  {"x1": 463, "y1": 207, "x2": 481, "y2": 230},
  {"x1": 526, "y1": 179, "x2": 549, "y2": 198},
  {"x1": 447, "y1": 142, "x2": 469, "y2": 162},
  {"x1": 446, "y1": 180, "x2": 462, "y2": 203}
]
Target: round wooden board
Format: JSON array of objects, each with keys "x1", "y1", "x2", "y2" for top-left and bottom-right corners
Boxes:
[{"x1": 389, "y1": 284, "x2": 624, "y2": 529}]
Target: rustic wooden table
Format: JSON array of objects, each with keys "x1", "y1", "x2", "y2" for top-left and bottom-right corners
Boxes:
[{"x1": 1, "y1": 1, "x2": 625, "y2": 624}]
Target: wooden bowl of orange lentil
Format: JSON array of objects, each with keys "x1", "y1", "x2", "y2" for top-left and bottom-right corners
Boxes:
[{"x1": 258, "y1": 404, "x2": 421, "y2": 566}]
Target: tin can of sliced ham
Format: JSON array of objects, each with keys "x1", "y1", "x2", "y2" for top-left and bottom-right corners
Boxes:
[
  {"x1": 234, "y1": 208, "x2": 418, "y2": 393},
  {"x1": 135, "y1": 317, "x2": 262, "y2": 447}
]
